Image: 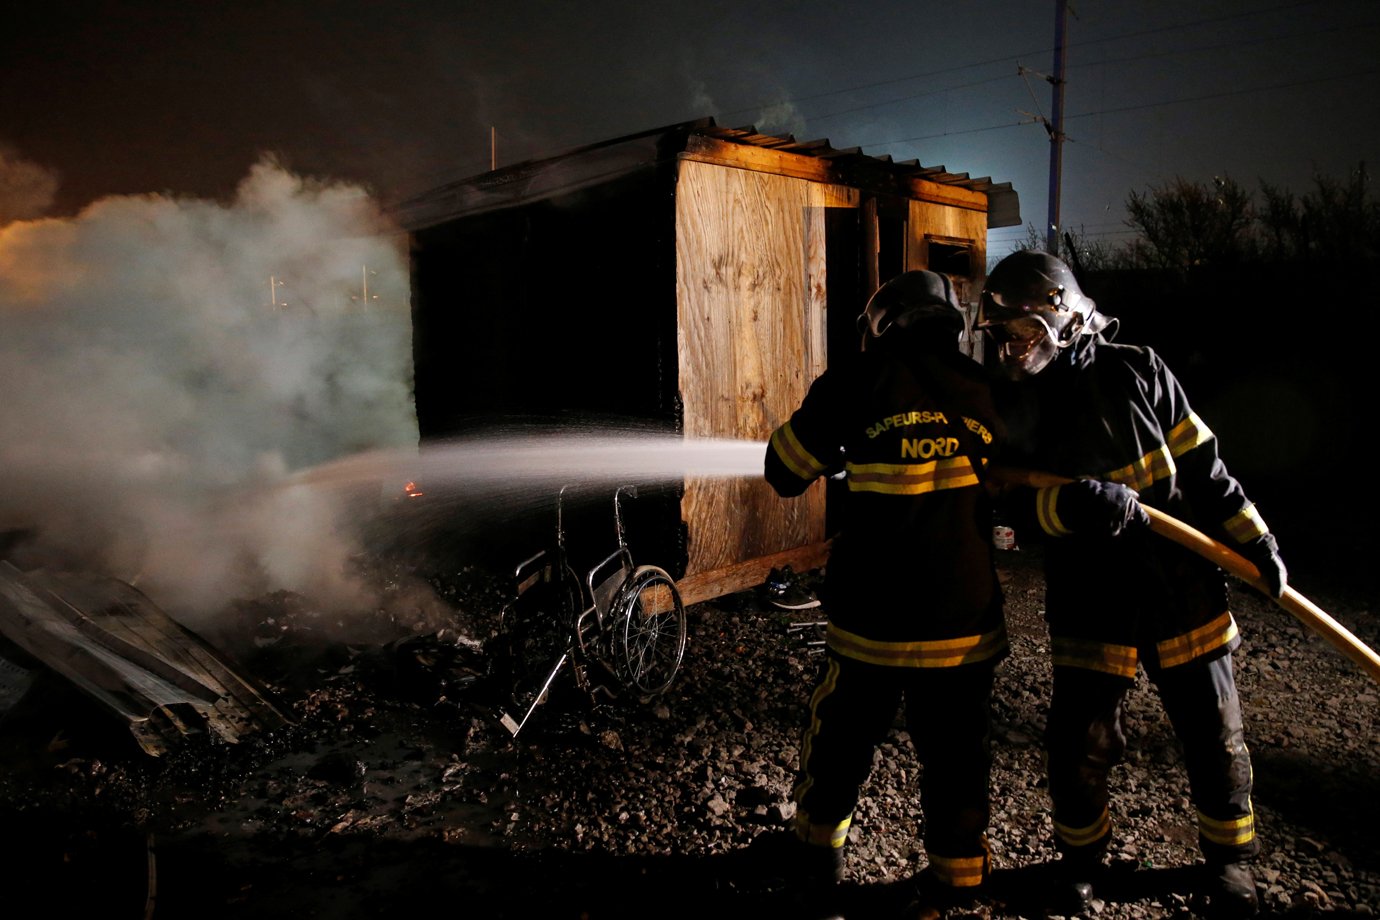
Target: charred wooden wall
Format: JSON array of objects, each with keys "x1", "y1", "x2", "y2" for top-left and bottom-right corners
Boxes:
[
  {"x1": 406, "y1": 165, "x2": 687, "y2": 576},
  {"x1": 409, "y1": 166, "x2": 680, "y2": 435}
]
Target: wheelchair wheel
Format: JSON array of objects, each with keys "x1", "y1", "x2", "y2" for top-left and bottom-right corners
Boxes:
[
  {"x1": 612, "y1": 565, "x2": 687, "y2": 696},
  {"x1": 501, "y1": 562, "x2": 582, "y2": 713}
]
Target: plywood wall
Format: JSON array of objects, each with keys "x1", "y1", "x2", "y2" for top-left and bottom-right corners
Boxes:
[
  {"x1": 907, "y1": 199, "x2": 989, "y2": 270},
  {"x1": 908, "y1": 198, "x2": 990, "y2": 362},
  {"x1": 674, "y1": 158, "x2": 857, "y2": 577}
]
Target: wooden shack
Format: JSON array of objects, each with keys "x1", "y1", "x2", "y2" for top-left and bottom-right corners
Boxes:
[{"x1": 394, "y1": 117, "x2": 1020, "y2": 604}]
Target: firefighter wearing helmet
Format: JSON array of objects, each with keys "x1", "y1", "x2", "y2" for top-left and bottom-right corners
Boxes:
[
  {"x1": 978, "y1": 249, "x2": 1114, "y2": 378},
  {"x1": 980, "y1": 249, "x2": 1287, "y2": 917},
  {"x1": 756, "y1": 270, "x2": 1008, "y2": 916},
  {"x1": 855, "y1": 267, "x2": 966, "y2": 347}
]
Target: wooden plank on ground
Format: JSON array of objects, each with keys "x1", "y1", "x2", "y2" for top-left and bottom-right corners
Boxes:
[{"x1": 675, "y1": 541, "x2": 831, "y2": 608}]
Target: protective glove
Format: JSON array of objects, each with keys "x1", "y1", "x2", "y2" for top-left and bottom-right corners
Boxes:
[
  {"x1": 1240, "y1": 533, "x2": 1287, "y2": 598},
  {"x1": 1048, "y1": 479, "x2": 1150, "y2": 537}
]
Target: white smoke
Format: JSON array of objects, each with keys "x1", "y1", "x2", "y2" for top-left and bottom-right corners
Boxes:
[
  {"x1": 0, "y1": 155, "x2": 420, "y2": 626},
  {"x1": 681, "y1": 56, "x2": 805, "y2": 140},
  {"x1": 753, "y1": 100, "x2": 808, "y2": 140},
  {"x1": 684, "y1": 76, "x2": 805, "y2": 140}
]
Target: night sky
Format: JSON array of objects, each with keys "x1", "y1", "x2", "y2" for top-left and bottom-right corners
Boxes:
[{"x1": 4, "y1": 0, "x2": 1378, "y2": 253}]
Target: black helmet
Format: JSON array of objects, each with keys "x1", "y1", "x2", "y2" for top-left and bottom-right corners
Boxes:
[
  {"x1": 857, "y1": 270, "x2": 964, "y2": 350},
  {"x1": 977, "y1": 250, "x2": 1109, "y2": 378}
]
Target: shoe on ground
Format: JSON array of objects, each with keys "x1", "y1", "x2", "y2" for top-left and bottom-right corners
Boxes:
[
  {"x1": 763, "y1": 566, "x2": 821, "y2": 610},
  {"x1": 1199, "y1": 862, "x2": 1260, "y2": 918}
]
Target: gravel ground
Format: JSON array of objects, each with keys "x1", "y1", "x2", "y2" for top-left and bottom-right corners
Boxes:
[{"x1": 0, "y1": 539, "x2": 1375, "y2": 920}]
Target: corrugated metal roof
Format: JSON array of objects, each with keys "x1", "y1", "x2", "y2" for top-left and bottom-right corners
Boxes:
[
  {"x1": 0, "y1": 561, "x2": 290, "y2": 757},
  {"x1": 695, "y1": 121, "x2": 1020, "y2": 227},
  {"x1": 391, "y1": 117, "x2": 1020, "y2": 230}
]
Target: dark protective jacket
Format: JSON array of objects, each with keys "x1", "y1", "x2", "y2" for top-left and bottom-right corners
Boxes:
[
  {"x1": 764, "y1": 343, "x2": 1007, "y2": 668},
  {"x1": 999, "y1": 337, "x2": 1274, "y2": 678}
]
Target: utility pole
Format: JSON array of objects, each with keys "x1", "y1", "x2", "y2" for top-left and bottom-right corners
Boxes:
[{"x1": 1046, "y1": 0, "x2": 1068, "y2": 256}]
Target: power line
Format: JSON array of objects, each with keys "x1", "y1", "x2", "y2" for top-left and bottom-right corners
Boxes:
[
  {"x1": 385, "y1": 1, "x2": 1373, "y2": 200},
  {"x1": 1064, "y1": 65, "x2": 1380, "y2": 121},
  {"x1": 859, "y1": 62, "x2": 1377, "y2": 160},
  {"x1": 857, "y1": 119, "x2": 1030, "y2": 149},
  {"x1": 1072, "y1": 18, "x2": 1377, "y2": 71},
  {"x1": 796, "y1": 16, "x2": 1377, "y2": 148},
  {"x1": 717, "y1": 0, "x2": 1334, "y2": 128},
  {"x1": 803, "y1": 73, "x2": 1014, "y2": 126}
]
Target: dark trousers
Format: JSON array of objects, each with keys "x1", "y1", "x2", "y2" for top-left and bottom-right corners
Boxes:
[
  {"x1": 794, "y1": 653, "x2": 996, "y2": 881},
  {"x1": 1046, "y1": 652, "x2": 1258, "y2": 865}
]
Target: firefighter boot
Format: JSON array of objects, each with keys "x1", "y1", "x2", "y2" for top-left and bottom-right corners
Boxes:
[
  {"x1": 902, "y1": 867, "x2": 978, "y2": 920},
  {"x1": 746, "y1": 829, "x2": 845, "y2": 889},
  {"x1": 743, "y1": 830, "x2": 846, "y2": 919},
  {"x1": 1200, "y1": 862, "x2": 1259, "y2": 918}
]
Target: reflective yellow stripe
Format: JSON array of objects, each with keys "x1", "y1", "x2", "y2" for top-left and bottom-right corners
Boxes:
[
  {"x1": 1198, "y1": 804, "x2": 1255, "y2": 847},
  {"x1": 1036, "y1": 421, "x2": 1200, "y2": 515},
  {"x1": 1105, "y1": 444, "x2": 1175, "y2": 493},
  {"x1": 793, "y1": 657, "x2": 841, "y2": 803},
  {"x1": 794, "y1": 810, "x2": 851, "y2": 849},
  {"x1": 927, "y1": 850, "x2": 989, "y2": 888},
  {"x1": 770, "y1": 422, "x2": 828, "y2": 481},
  {"x1": 826, "y1": 623, "x2": 1007, "y2": 668},
  {"x1": 1052, "y1": 637, "x2": 1138, "y2": 678},
  {"x1": 1086, "y1": 413, "x2": 1208, "y2": 497},
  {"x1": 845, "y1": 455, "x2": 979, "y2": 495},
  {"x1": 1036, "y1": 485, "x2": 1071, "y2": 536},
  {"x1": 1167, "y1": 411, "x2": 1214, "y2": 457},
  {"x1": 1223, "y1": 504, "x2": 1268, "y2": 543},
  {"x1": 1157, "y1": 612, "x2": 1237, "y2": 668},
  {"x1": 1054, "y1": 808, "x2": 1111, "y2": 848}
]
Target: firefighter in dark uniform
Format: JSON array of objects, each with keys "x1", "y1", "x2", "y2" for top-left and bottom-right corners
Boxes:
[
  {"x1": 978, "y1": 250, "x2": 1288, "y2": 918},
  {"x1": 758, "y1": 270, "x2": 1007, "y2": 917}
]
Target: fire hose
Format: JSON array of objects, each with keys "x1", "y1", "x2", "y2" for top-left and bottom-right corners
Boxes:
[{"x1": 993, "y1": 468, "x2": 1380, "y2": 684}]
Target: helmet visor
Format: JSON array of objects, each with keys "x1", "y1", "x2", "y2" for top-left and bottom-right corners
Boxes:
[
  {"x1": 981, "y1": 314, "x2": 1051, "y2": 346},
  {"x1": 979, "y1": 313, "x2": 1060, "y2": 378}
]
